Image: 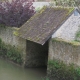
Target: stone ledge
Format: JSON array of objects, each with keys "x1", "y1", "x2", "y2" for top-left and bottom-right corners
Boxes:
[{"x1": 52, "y1": 38, "x2": 80, "y2": 46}]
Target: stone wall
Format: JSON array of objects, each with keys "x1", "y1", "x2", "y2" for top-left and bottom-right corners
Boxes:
[
  {"x1": 52, "y1": 13, "x2": 80, "y2": 41},
  {"x1": 25, "y1": 40, "x2": 48, "y2": 67},
  {"x1": 48, "y1": 38, "x2": 80, "y2": 66},
  {"x1": 0, "y1": 26, "x2": 26, "y2": 66},
  {"x1": 0, "y1": 26, "x2": 49, "y2": 67}
]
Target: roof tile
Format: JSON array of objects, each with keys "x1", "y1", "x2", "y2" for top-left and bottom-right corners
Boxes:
[{"x1": 19, "y1": 7, "x2": 74, "y2": 45}]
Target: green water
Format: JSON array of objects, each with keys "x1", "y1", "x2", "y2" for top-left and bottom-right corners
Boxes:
[{"x1": 0, "y1": 58, "x2": 46, "y2": 80}]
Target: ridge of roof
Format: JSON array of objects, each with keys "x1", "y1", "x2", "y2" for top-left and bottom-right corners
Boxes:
[{"x1": 25, "y1": 6, "x2": 74, "y2": 25}]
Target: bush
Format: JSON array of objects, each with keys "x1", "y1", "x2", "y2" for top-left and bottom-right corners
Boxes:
[
  {"x1": 47, "y1": 60, "x2": 80, "y2": 80},
  {"x1": 0, "y1": 0, "x2": 35, "y2": 27}
]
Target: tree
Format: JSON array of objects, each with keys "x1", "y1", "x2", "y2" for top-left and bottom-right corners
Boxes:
[{"x1": 0, "y1": 0, "x2": 35, "y2": 27}]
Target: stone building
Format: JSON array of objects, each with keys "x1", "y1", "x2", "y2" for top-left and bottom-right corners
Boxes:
[
  {"x1": 0, "y1": 7, "x2": 80, "y2": 68},
  {"x1": 18, "y1": 7, "x2": 80, "y2": 67}
]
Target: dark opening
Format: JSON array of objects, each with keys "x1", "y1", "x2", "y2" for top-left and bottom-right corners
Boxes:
[{"x1": 26, "y1": 40, "x2": 49, "y2": 68}]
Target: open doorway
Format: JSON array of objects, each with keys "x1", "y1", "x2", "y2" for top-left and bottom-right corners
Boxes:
[{"x1": 25, "y1": 40, "x2": 49, "y2": 68}]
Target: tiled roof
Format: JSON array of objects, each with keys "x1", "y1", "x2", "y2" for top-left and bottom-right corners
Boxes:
[{"x1": 18, "y1": 7, "x2": 74, "y2": 45}]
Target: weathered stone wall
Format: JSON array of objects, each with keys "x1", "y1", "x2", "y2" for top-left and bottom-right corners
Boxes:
[
  {"x1": 48, "y1": 38, "x2": 80, "y2": 66},
  {"x1": 0, "y1": 26, "x2": 49, "y2": 67},
  {"x1": 25, "y1": 40, "x2": 48, "y2": 67},
  {"x1": 0, "y1": 26, "x2": 26, "y2": 66},
  {"x1": 52, "y1": 13, "x2": 80, "y2": 41}
]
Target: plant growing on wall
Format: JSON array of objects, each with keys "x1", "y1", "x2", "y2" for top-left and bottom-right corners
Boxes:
[
  {"x1": 0, "y1": 38, "x2": 23, "y2": 64},
  {"x1": 0, "y1": 0, "x2": 35, "y2": 27},
  {"x1": 75, "y1": 25, "x2": 80, "y2": 42}
]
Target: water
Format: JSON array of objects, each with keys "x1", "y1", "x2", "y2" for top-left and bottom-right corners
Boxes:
[{"x1": 0, "y1": 58, "x2": 47, "y2": 80}]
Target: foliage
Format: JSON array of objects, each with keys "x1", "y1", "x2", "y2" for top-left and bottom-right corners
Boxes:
[
  {"x1": 0, "y1": 0, "x2": 35, "y2": 27},
  {"x1": 47, "y1": 60, "x2": 80, "y2": 80},
  {"x1": 35, "y1": 7, "x2": 42, "y2": 12},
  {"x1": 75, "y1": 31, "x2": 80, "y2": 38},
  {"x1": 0, "y1": 38, "x2": 23, "y2": 64},
  {"x1": 75, "y1": 26, "x2": 80, "y2": 42},
  {"x1": 51, "y1": 0, "x2": 80, "y2": 7},
  {"x1": 54, "y1": 0, "x2": 76, "y2": 7},
  {"x1": 42, "y1": 77, "x2": 50, "y2": 80}
]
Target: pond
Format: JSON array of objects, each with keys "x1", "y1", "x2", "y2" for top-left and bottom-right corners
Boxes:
[{"x1": 0, "y1": 58, "x2": 47, "y2": 80}]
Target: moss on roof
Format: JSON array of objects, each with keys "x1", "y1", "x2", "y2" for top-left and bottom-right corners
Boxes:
[{"x1": 18, "y1": 7, "x2": 74, "y2": 45}]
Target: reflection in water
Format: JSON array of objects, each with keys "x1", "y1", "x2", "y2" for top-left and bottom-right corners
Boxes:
[{"x1": 0, "y1": 58, "x2": 46, "y2": 80}]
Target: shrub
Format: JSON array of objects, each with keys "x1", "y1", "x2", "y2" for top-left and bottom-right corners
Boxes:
[
  {"x1": 0, "y1": 0, "x2": 35, "y2": 27},
  {"x1": 47, "y1": 60, "x2": 80, "y2": 80}
]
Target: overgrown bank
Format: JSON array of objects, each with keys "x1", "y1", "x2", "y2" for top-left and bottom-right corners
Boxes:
[
  {"x1": 0, "y1": 38, "x2": 23, "y2": 65},
  {"x1": 47, "y1": 59, "x2": 80, "y2": 80}
]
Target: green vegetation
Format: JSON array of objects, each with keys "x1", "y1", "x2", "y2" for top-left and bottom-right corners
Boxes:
[
  {"x1": 42, "y1": 77, "x2": 49, "y2": 80},
  {"x1": 47, "y1": 59, "x2": 80, "y2": 80},
  {"x1": 75, "y1": 27, "x2": 80, "y2": 42},
  {"x1": 35, "y1": 7, "x2": 42, "y2": 12},
  {"x1": 76, "y1": 31, "x2": 80, "y2": 38},
  {"x1": 50, "y1": 0, "x2": 80, "y2": 13},
  {"x1": 0, "y1": 24, "x2": 6, "y2": 28},
  {"x1": 0, "y1": 38, "x2": 23, "y2": 64},
  {"x1": 51, "y1": 0, "x2": 80, "y2": 7}
]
